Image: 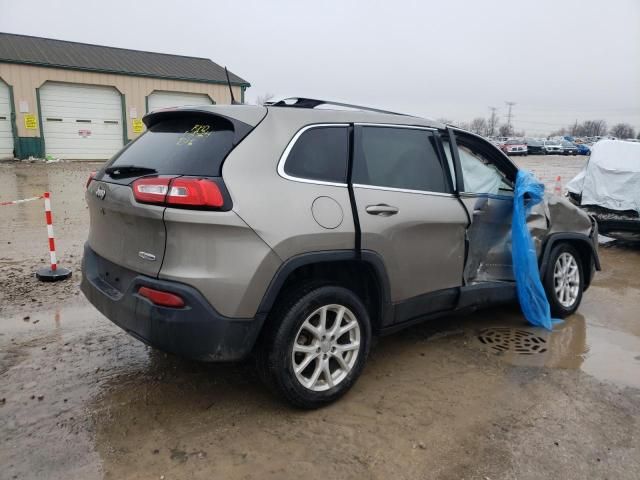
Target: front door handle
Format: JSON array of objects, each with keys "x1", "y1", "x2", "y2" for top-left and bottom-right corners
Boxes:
[{"x1": 366, "y1": 204, "x2": 399, "y2": 216}]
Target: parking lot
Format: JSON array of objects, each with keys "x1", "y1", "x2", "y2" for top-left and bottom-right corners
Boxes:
[{"x1": 1, "y1": 156, "x2": 639, "y2": 480}]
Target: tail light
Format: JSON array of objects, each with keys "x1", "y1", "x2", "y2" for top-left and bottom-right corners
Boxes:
[
  {"x1": 86, "y1": 171, "x2": 96, "y2": 189},
  {"x1": 132, "y1": 177, "x2": 226, "y2": 209},
  {"x1": 138, "y1": 286, "x2": 185, "y2": 308},
  {"x1": 166, "y1": 178, "x2": 224, "y2": 207}
]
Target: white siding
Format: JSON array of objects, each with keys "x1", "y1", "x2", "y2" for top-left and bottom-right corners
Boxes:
[
  {"x1": 40, "y1": 82, "x2": 123, "y2": 160},
  {"x1": 147, "y1": 91, "x2": 212, "y2": 112},
  {"x1": 0, "y1": 81, "x2": 13, "y2": 159}
]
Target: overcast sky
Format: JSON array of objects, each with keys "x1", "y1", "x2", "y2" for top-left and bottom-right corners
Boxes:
[{"x1": 1, "y1": 0, "x2": 639, "y2": 135}]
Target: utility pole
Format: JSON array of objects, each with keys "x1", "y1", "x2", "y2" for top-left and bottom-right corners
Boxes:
[
  {"x1": 488, "y1": 106, "x2": 498, "y2": 137},
  {"x1": 505, "y1": 101, "x2": 516, "y2": 134}
]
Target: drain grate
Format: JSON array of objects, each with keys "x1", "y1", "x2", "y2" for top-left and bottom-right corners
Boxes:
[{"x1": 477, "y1": 327, "x2": 548, "y2": 355}]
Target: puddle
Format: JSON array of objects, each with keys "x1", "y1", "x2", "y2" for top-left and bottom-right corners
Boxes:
[
  {"x1": 471, "y1": 314, "x2": 640, "y2": 389},
  {"x1": 467, "y1": 243, "x2": 640, "y2": 389}
]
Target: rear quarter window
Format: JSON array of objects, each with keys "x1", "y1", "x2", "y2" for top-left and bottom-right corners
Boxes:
[{"x1": 282, "y1": 126, "x2": 349, "y2": 184}]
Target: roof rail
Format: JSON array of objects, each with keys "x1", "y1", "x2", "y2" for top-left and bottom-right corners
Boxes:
[{"x1": 265, "y1": 97, "x2": 408, "y2": 116}]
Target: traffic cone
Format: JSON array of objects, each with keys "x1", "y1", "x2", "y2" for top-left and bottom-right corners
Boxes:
[{"x1": 553, "y1": 176, "x2": 562, "y2": 196}]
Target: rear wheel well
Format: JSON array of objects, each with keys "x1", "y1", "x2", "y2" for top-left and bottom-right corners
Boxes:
[{"x1": 266, "y1": 260, "x2": 384, "y2": 334}]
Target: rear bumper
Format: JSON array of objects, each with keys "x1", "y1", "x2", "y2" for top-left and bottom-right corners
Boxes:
[{"x1": 80, "y1": 244, "x2": 264, "y2": 362}]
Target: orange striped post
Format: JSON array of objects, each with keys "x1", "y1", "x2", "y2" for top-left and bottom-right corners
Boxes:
[{"x1": 36, "y1": 192, "x2": 71, "y2": 282}]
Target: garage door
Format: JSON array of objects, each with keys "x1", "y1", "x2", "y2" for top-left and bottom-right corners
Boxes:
[
  {"x1": 40, "y1": 82, "x2": 124, "y2": 160},
  {"x1": 147, "y1": 91, "x2": 213, "y2": 112},
  {"x1": 0, "y1": 81, "x2": 13, "y2": 159}
]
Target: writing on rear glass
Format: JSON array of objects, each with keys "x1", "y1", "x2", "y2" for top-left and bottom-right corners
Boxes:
[{"x1": 176, "y1": 124, "x2": 212, "y2": 146}]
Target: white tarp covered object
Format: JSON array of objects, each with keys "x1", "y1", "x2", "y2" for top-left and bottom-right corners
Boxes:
[{"x1": 566, "y1": 140, "x2": 640, "y2": 212}]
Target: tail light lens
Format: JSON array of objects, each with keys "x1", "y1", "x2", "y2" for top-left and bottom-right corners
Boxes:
[
  {"x1": 138, "y1": 286, "x2": 185, "y2": 308},
  {"x1": 132, "y1": 177, "x2": 226, "y2": 209},
  {"x1": 166, "y1": 178, "x2": 224, "y2": 207},
  {"x1": 133, "y1": 177, "x2": 171, "y2": 203},
  {"x1": 86, "y1": 171, "x2": 96, "y2": 189}
]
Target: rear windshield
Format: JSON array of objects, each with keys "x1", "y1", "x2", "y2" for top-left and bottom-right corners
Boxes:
[{"x1": 105, "y1": 115, "x2": 239, "y2": 178}]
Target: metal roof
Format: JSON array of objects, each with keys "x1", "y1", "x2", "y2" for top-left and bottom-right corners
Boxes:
[{"x1": 0, "y1": 32, "x2": 250, "y2": 86}]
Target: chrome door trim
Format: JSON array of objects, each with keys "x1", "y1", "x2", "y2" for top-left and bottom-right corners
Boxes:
[
  {"x1": 355, "y1": 123, "x2": 437, "y2": 131},
  {"x1": 353, "y1": 183, "x2": 455, "y2": 198}
]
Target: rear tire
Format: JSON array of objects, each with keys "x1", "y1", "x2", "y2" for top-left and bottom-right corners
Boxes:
[
  {"x1": 543, "y1": 243, "x2": 584, "y2": 318},
  {"x1": 257, "y1": 285, "x2": 371, "y2": 409}
]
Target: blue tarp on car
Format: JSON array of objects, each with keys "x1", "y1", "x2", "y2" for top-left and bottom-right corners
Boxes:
[{"x1": 512, "y1": 170, "x2": 559, "y2": 330}]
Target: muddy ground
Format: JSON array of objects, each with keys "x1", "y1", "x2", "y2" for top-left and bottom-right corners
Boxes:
[{"x1": 1, "y1": 158, "x2": 639, "y2": 480}]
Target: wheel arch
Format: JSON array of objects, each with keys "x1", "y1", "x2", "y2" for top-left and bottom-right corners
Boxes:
[
  {"x1": 256, "y1": 250, "x2": 392, "y2": 333},
  {"x1": 539, "y1": 233, "x2": 600, "y2": 290}
]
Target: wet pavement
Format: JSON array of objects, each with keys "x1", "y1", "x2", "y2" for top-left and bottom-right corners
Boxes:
[{"x1": 1, "y1": 159, "x2": 639, "y2": 480}]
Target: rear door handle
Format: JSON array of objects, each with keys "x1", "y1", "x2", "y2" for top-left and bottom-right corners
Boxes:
[{"x1": 366, "y1": 204, "x2": 399, "y2": 216}]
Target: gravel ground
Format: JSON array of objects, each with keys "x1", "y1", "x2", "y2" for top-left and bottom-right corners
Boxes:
[{"x1": 1, "y1": 157, "x2": 639, "y2": 480}]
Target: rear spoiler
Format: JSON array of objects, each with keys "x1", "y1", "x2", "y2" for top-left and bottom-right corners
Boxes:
[{"x1": 143, "y1": 107, "x2": 257, "y2": 145}]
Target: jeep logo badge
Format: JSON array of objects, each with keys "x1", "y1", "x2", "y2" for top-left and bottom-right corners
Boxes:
[{"x1": 95, "y1": 186, "x2": 106, "y2": 200}]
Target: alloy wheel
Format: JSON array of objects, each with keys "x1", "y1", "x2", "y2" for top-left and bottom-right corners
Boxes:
[
  {"x1": 291, "y1": 304, "x2": 361, "y2": 392},
  {"x1": 553, "y1": 252, "x2": 580, "y2": 308}
]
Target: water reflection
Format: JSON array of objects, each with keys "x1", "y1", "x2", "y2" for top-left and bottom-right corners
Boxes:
[
  {"x1": 469, "y1": 310, "x2": 640, "y2": 389},
  {"x1": 472, "y1": 314, "x2": 588, "y2": 369}
]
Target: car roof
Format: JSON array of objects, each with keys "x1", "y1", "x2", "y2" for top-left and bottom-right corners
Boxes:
[
  {"x1": 144, "y1": 103, "x2": 447, "y2": 130},
  {"x1": 264, "y1": 106, "x2": 445, "y2": 129}
]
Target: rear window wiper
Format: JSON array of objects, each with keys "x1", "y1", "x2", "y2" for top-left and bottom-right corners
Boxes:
[{"x1": 104, "y1": 165, "x2": 157, "y2": 177}]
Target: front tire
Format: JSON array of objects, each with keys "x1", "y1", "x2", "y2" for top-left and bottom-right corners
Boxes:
[
  {"x1": 257, "y1": 285, "x2": 371, "y2": 409},
  {"x1": 543, "y1": 243, "x2": 584, "y2": 318}
]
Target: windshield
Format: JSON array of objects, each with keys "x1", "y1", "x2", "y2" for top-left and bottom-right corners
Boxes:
[{"x1": 506, "y1": 139, "x2": 523, "y2": 145}]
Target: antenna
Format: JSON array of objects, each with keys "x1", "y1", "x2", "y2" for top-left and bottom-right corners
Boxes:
[{"x1": 224, "y1": 67, "x2": 238, "y2": 104}]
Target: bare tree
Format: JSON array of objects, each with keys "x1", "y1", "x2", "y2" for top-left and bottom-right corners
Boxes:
[
  {"x1": 569, "y1": 120, "x2": 580, "y2": 136},
  {"x1": 609, "y1": 123, "x2": 636, "y2": 139},
  {"x1": 549, "y1": 127, "x2": 567, "y2": 137},
  {"x1": 469, "y1": 117, "x2": 488, "y2": 135},
  {"x1": 498, "y1": 124, "x2": 513, "y2": 137},
  {"x1": 581, "y1": 119, "x2": 608, "y2": 137},
  {"x1": 255, "y1": 93, "x2": 275, "y2": 105}
]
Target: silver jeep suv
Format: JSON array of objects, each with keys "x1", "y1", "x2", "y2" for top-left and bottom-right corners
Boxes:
[{"x1": 82, "y1": 98, "x2": 600, "y2": 408}]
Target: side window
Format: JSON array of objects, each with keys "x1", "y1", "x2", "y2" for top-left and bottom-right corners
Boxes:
[
  {"x1": 452, "y1": 137, "x2": 514, "y2": 196},
  {"x1": 284, "y1": 126, "x2": 348, "y2": 183},
  {"x1": 353, "y1": 126, "x2": 451, "y2": 193}
]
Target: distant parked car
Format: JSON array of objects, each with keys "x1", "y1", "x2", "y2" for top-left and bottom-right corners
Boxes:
[
  {"x1": 560, "y1": 140, "x2": 578, "y2": 156},
  {"x1": 543, "y1": 140, "x2": 563, "y2": 155},
  {"x1": 525, "y1": 138, "x2": 545, "y2": 155},
  {"x1": 576, "y1": 144, "x2": 591, "y2": 155},
  {"x1": 567, "y1": 140, "x2": 640, "y2": 241},
  {"x1": 501, "y1": 139, "x2": 528, "y2": 156}
]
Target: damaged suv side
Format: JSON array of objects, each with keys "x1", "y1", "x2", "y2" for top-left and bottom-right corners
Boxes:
[{"x1": 81, "y1": 99, "x2": 599, "y2": 408}]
